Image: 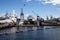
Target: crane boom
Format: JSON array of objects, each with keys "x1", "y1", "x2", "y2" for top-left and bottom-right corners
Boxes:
[{"x1": 32, "y1": 11, "x2": 38, "y2": 16}]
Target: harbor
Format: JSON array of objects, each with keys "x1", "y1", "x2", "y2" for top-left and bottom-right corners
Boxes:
[
  {"x1": 0, "y1": 0, "x2": 60, "y2": 40},
  {"x1": 0, "y1": 1, "x2": 60, "y2": 29},
  {"x1": 0, "y1": 9, "x2": 60, "y2": 29}
]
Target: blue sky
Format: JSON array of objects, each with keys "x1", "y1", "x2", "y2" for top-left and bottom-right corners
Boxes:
[{"x1": 0, "y1": 0, "x2": 60, "y2": 19}]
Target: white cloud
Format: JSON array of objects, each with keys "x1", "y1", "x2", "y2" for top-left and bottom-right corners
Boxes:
[
  {"x1": 24, "y1": 0, "x2": 60, "y2": 5},
  {"x1": 25, "y1": 13, "x2": 30, "y2": 17},
  {"x1": 25, "y1": 0, "x2": 32, "y2": 2},
  {"x1": 34, "y1": 0, "x2": 60, "y2": 5},
  {"x1": 40, "y1": 0, "x2": 60, "y2": 5},
  {"x1": 34, "y1": 0, "x2": 42, "y2": 1}
]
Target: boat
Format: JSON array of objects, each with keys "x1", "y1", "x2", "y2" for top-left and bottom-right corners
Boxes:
[{"x1": 0, "y1": 10, "x2": 17, "y2": 28}]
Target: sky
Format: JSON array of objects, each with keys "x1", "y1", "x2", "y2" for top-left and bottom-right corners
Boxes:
[{"x1": 0, "y1": 0, "x2": 60, "y2": 19}]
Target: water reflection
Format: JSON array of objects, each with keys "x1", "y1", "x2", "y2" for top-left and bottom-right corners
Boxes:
[
  {"x1": 27, "y1": 27, "x2": 34, "y2": 31},
  {"x1": 0, "y1": 27, "x2": 17, "y2": 34},
  {"x1": 0, "y1": 26, "x2": 60, "y2": 40},
  {"x1": 16, "y1": 27, "x2": 24, "y2": 32},
  {"x1": 37, "y1": 26, "x2": 43, "y2": 30}
]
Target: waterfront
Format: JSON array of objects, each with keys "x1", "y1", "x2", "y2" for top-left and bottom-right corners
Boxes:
[{"x1": 0, "y1": 26, "x2": 60, "y2": 40}]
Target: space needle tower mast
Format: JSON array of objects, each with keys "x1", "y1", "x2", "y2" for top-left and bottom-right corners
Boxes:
[{"x1": 20, "y1": 1, "x2": 26, "y2": 20}]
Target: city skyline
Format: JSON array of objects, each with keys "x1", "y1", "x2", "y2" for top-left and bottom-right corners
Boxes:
[{"x1": 0, "y1": 0, "x2": 60, "y2": 19}]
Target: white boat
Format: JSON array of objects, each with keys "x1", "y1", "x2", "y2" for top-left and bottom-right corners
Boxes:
[{"x1": 0, "y1": 10, "x2": 17, "y2": 27}]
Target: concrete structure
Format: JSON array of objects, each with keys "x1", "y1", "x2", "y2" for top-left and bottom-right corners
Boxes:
[
  {"x1": 19, "y1": 7, "x2": 24, "y2": 27},
  {"x1": 20, "y1": 8, "x2": 24, "y2": 20}
]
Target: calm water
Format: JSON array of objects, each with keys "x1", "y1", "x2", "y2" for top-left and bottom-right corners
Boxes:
[{"x1": 0, "y1": 26, "x2": 60, "y2": 40}]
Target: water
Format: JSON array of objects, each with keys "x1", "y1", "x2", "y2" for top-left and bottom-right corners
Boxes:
[{"x1": 0, "y1": 26, "x2": 60, "y2": 40}]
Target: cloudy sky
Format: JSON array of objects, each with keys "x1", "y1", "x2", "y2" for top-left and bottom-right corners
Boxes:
[{"x1": 0, "y1": 0, "x2": 60, "y2": 19}]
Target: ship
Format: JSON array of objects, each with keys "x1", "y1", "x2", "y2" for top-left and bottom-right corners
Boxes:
[{"x1": 0, "y1": 10, "x2": 17, "y2": 28}]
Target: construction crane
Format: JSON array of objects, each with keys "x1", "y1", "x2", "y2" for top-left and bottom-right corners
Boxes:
[
  {"x1": 32, "y1": 11, "x2": 38, "y2": 16},
  {"x1": 32, "y1": 11, "x2": 40, "y2": 26},
  {"x1": 19, "y1": 1, "x2": 27, "y2": 26},
  {"x1": 22, "y1": 0, "x2": 26, "y2": 9},
  {"x1": 32, "y1": 10, "x2": 41, "y2": 20},
  {"x1": 32, "y1": 11, "x2": 44, "y2": 26},
  {"x1": 20, "y1": 1, "x2": 26, "y2": 19}
]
